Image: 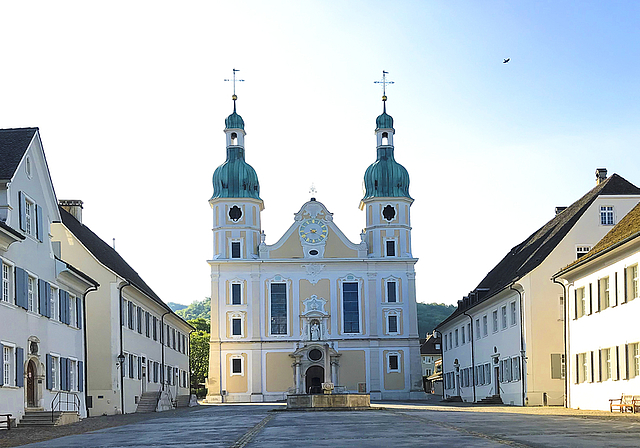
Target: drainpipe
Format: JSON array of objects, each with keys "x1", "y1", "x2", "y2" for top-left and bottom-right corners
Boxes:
[
  {"x1": 160, "y1": 311, "x2": 170, "y2": 391},
  {"x1": 552, "y1": 277, "x2": 568, "y2": 408},
  {"x1": 509, "y1": 282, "x2": 526, "y2": 407},
  {"x1": 81, "y1": 284, "x2": 98, "y2": 416},
  {"x1": 118, "y1": 281, "x2": 131, "y2": 414},
  {"x1": 463, "y1": 311, "x2": 476, "y2": 403}
]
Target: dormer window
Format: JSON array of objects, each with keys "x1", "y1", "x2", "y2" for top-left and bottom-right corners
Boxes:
[{"x1": 231, "y1": 132, "x2": 238, "y2": 145}]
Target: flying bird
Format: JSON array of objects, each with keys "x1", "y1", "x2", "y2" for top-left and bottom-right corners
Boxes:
[{"x1": 503, "y1": 58, "x2": 510, "y2": 64}]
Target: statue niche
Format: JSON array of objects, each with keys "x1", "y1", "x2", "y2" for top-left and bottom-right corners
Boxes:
[{"x1": 301, "y1": 295, "x2": 328, "y2": 342}]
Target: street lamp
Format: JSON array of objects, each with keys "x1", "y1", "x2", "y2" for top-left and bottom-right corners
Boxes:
[{"x1": 117, "y1": 353, "x2": 125, "y2": 367}]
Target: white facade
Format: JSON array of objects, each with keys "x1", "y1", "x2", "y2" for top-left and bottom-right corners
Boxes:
[
  {"x1": 555, "y1": 213, "x2": 640, "y2": 411},
  {"x1": 52, "y1": 206, "x2": 192, "y2": 415},
  {"x1": 0, "y1": 129, "x2": 96, "y2": 423},
  {"x1": 438, "y1": 172, "x2": 640, "y2": 406}
]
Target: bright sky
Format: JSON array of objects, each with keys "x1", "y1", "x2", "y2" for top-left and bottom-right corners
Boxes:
[{"x1": 2, "y1": 1, "x2": 640, "y2": 306}]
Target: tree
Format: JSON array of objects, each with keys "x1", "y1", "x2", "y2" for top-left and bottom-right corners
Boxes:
[
  {"x1": 417, "y1": 303, "x2": 456, "y2": 338},
  {"x1": 189, "y1": 328, "x2": 210, "y2": 396},
  {"x1": 189, "y1": 317, "x2": 210, "y2": 333},
  {"x1": 176, "y1": 297, "x2": 210, "y2": 321}
]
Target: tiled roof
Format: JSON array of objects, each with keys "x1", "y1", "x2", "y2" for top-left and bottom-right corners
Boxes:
[
  {"x1": 0, "y1": 128, "x2": 38, "y2": 180},
  {"x1": 420, "y1": 335, "x2": 441, "y2": 355},
  {"x1": 58, "y1": 206, "x2": 192, "y2": 329},
  {"x1": 556, "y1": 201, "x2": 640, "y2": 276},
  {"x1": 437, "y1": 174, "x2": 640, "y2": 329}
]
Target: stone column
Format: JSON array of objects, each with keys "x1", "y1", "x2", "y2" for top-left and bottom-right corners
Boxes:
[
  {"x1": 324, "y1": 344, "x2": 330, "y2": 383},
  {"x1": 331, "y1": 359, "x2": 338, "y2": 385},
  {"x1": 294, "y1": 360, "x2": 302, "y2": 394},
  {"x1": 367, "y1": 272, "x2": 378, "y2": 336}
]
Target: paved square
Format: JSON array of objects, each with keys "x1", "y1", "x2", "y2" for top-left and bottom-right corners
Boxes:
[{"x1": 13, "y1": 402, "x2": 640, "y2": 448}]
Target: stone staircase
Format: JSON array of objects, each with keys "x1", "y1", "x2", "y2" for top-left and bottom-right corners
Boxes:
[
  {"x1": 135, "y1": 391, "x2": 161, "y2": 413},
  {"x1": 19, "y1": 411, "x2": 63, "y2": 427},
  {"x1": 175, "y1": 395, "x2": 190, "y2": 408},
  {"x1": 478, "y1": 394, "x2": 503, "y2": 405}
]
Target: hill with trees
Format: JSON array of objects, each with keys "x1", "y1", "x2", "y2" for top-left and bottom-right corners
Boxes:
[{"x1": 417, "y1": 302, "x2": 456, "y2": 338}]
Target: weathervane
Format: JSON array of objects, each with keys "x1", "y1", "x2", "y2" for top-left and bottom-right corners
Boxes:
[
  {"x1": 374, "y1": 70, "x2": 394, "y2": 102},
  {"x1": 224, "y1": 68, "x2": 244, "y2": 108}
]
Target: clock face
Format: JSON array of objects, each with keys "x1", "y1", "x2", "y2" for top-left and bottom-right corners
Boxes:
[{"x1": 299, "y1": 219, "x2": 328, "y2": 244}]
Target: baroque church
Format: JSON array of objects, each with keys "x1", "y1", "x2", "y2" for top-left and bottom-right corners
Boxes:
[{"x1": 206, "y1": 85, "x2": 424, "y2": 402}]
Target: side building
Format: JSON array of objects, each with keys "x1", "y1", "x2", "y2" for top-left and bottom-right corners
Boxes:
[
  {"x1": 420, "y1": 334, "x2": 442, "y2": 393},
  {"x1": 553, "y1": 202, "x2": 640, "y2": 411},
  {"x1": 51, "y1": 202, "x2": 193, "y2": 415},
  {"x1": 0, "y1": 128, "x2": 97, "y2": 424},
  {"x1": 436, "y1": 169, "x2": 640, "y2": 406}
]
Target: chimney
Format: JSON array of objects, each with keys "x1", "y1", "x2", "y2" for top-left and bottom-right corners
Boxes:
[
  {"x1": 59, "y1": 200, "x2": 83, "y2": 223},
  {"x1": 596, "y1": 168, "x2": 607, "y2": 185},
  {"x1": 555, "y1": 206, "x2": 567, "y2": 215}
]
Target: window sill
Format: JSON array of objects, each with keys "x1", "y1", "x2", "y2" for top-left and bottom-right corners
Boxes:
[
  {"x1": 0, "y1": 301, "x2": 17, "y2": 309},
  {"x1": 1, "y1": 385, "x2": 20, "y2": 390}
]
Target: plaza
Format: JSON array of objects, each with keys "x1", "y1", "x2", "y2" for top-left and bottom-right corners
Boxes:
[{"x1": 4, "y1": 400, "x2": 640, "y2": 448}]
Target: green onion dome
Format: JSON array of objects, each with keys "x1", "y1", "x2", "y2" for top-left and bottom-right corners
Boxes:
[
  {"x1": 225, "y1": 111, "x2": 245, "y2": 130},
  {"x1": 211, "y1": 147, "x2": 261, "y2": 200},
  {"x1": 375, "y1": 111, "x2": 394, "y2": 130},
  {"x1": 362, "y1": 147, "x2": 411, "y2": 200}
]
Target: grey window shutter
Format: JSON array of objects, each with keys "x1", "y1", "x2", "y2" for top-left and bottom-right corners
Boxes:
[
  {"x1": 46, "y1": 354, "x2": 52, "y2": 389},
  {"x1": 597, "y1": 281, "x2": 601, "y2": 312},
  {"x1": 624, "y1": 268, "x2": 628, "y2": 303},
  {"x1": 44, "y1": 281, "x2": 51, "y2": 318},
  {"x1": 36, "y1": 204, "x2": 43, "y2": 242},
  {"x1": 574, "y1": 289, "x2": 578, "y2": 319},
  {"x1": 15, "y1": 267, "x2": 28, "y2": 309},
  {"x1": 16, "y1": 347, "x2": 24, "y2": 387},
  {"x1": 64, "y1": 291, "x2": 70, "y2": 325},
  {"x1": 78, "y1": 361, "x2": 83, "y2": 392},
  {"x1": 121, "y1": 299, "x2": 125, "y2": 326},
  {"x1": 76, "y1": 296, "x2": 82, "y2": 329},
  {"x1": 59, "y1": 291, "x2": 66, "y2": 324},
  {"x1": 0, "y1": 343, "x2": 3, "y2": 386},
  {"x1": 18, "y1": 191, "x2": 26, "y2": 231},
  {"x1": 38, "y1": 279, "x2": 46, "y2": 316},
  {"x1": 59, "y1": 357, "x2": 65, "y2": 390},
  {"x1": 138, "y1": 359, "x2": 142, "y2": 380},
  {"x1": 66, "y1": 358, "x2": 71, "y2": 391}
]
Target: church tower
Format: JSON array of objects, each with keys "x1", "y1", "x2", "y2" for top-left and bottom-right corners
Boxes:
[
  {"x1": 360, "y1": 87, "x2": 413, "y2": 259},
  {"x1": 210, "y1": 94, "x2": 264, "y2": 260}
]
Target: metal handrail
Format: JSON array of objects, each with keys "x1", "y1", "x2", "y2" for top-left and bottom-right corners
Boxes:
[{"x1": 51, "y1": 391, "x2": 81, "y2": 422}]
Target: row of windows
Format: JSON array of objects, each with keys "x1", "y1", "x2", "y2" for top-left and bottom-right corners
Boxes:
[
  {"x1": 46, "y1": 354, "x2": 83, "y2": 392},
  {"x1": 121, "y1": 353, "x2": 187, "y2": 387},
  {"x1": 444, "y1": 302, "x2": 518, "y2": 351},
  {"x1": 1, "y1": 260, "x2": 81, "y2": 328},
  {"x1": 574, "y1": 265, "x2": 638, "y2": 319},
  {"x1": 266, "y1": 279, "x2": 403, "y2": 337},
  {"x1": 122, "y1": 299, "x2": 188, "y2": 355},
  {"x1": 576, "y1": 343, "x2": 640, "y2": 384},
  {"x1": 443, "y1": 357, "x2": 522, "y2": 390}
]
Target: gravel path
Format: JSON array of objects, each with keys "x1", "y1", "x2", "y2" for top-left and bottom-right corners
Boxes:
[{"x1": 0, "y1": 406, "x2": 200, "y2": 448}]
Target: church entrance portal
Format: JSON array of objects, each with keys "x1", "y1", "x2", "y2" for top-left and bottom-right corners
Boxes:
[
  {"x1": 27, "y1": 360, "x2": 36, "y2": 407},
  {"x1": 305, "y1": 366, "x2": 324, "y2": 394}
]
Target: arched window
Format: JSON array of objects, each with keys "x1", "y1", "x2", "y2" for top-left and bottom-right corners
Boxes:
[
  {"x1": 381, "y1": 132, "x2": 388, "y2": 145},
  {"x1": 231, "y1": 132, "x2": 238, "y2": 145}
]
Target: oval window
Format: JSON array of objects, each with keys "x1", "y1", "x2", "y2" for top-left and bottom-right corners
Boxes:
[
  {"x1": 309, "y1": 250, "x2": 319, "y2": 256},
  {"x1": 229, "y1": 205, "x2": 242, "y2": 221},
  {"x1": 382, "y1": 205, "x2": 396, "y2": 221},
  {"x1": 308, "y1": 349, "x2": 323, "y2": 361}
]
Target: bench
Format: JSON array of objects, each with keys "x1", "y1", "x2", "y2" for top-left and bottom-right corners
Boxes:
[
  {"x1": 609, "y1": 395, "x2": 640, "y2": 413},
  {"x1": 0, "y1": 413, "x2": 12, "y2": 430}
]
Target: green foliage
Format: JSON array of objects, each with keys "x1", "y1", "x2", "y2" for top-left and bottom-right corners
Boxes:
[
  {"x1": 167, "y1": 302, "x2": 187, "y2": 312},
  {"x1": 417, "y1": 302, "x2": 456, "y2": 338},
  {"x1": 176, "y1": 297, "x2": 210, "y2": 321},
  {"x1": 190, "y1": 329, "x2": 210, "y2": 391},
  {"x1": 188, "y1": 317, "x2": 210, "y2": 333}
]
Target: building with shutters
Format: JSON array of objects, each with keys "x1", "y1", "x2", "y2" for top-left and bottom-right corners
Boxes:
[
  {"x1": 206, "y1": 92, "x2": 425, "y2": 402},
  {"x1": 51, "y1": 203, "x2": 193, "y2": 415},
  {"x1": 553, "y1": 201, "x2": 640, "y2": 411},
  {"x1": 0, "y1": 128, "x2": 98, "y2": 424},
  {"x1": 436, "y1": 169, "x2": 640, "y2": 406}
]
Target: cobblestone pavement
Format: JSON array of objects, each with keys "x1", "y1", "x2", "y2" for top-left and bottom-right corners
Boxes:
[{"x1": 3, "y1": 401, "x2": 640, "y2": 448}]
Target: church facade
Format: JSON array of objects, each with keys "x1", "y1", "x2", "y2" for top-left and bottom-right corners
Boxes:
[{"x1": 206, "y1": 95, "x2": 425, "y2": 402}]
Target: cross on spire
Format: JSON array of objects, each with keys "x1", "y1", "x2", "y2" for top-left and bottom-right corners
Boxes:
[
  {"x1": 374, "y1": 70, "x2": 394, "y2": 102},
  {"x1": 309, "y1": 183, "x2": 317, "y2": 199},
  {"x1": 224, "y1": 68, "x2": 245, "y2": 110}
]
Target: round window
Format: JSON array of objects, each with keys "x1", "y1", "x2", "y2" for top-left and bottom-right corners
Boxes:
[
  {"x1": 229, "y1": 205, "x2": 242, "y2": 221},
  {"x1": 308, "y1": 349, "x2": 323, "y2": 361},
  {"x1": 309, "y1": 250, "x2": 319, "y2": 256},
  {"x1": 382, "y1": 205, "x2": 396, "y2": 221}
]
